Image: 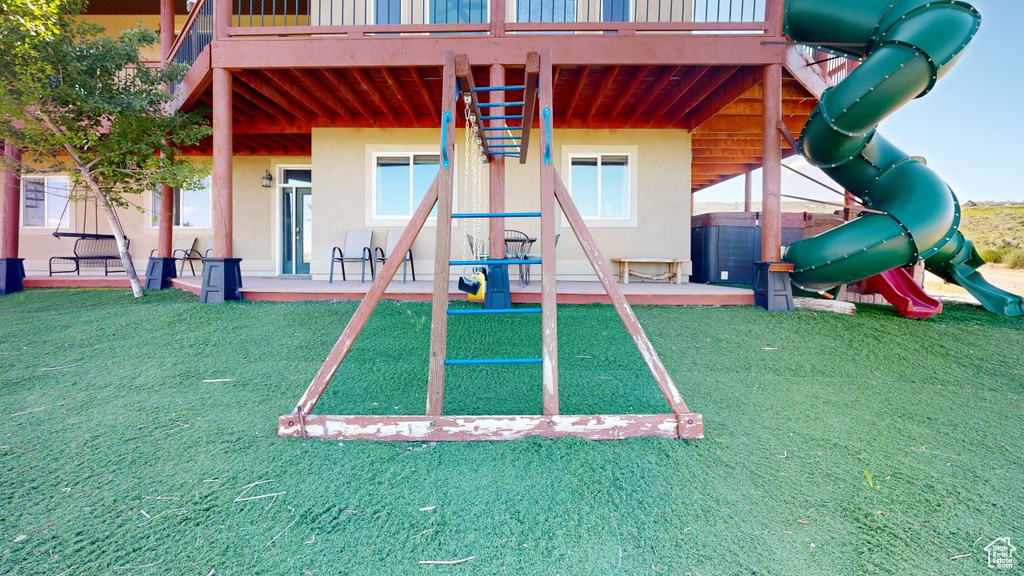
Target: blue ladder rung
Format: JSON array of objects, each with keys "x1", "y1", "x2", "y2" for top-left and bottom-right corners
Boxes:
[
  {"x1": 484, "y1": 136, "x2": 521, "y2": 141},
  {"x1": 445, "y1": 358, "x2": 542, "y2": 366},
  {"x1": 482, "y1": 126, "x2": 522, "y2": 132},
  {"x1": 473, "y1": 85, "x2": 526, "y2": 92},
  {"x1": 449, "y1": 259, "x2": 542, "y2": 266},
  {"x1": 451, "y1": 212, "x2": 542, "y2": 218},
  {"x1": 488, "y1": 145, "x2": 521, "y2": 149},
  {"x1": 447, "y1": 308, "x2": 543, "y2": 315},
  {"x1": 481, "y1": 115, "x2": 524, "y2": 120},
  {"x1": 478, "y1": 102, "x2": 526, "y2": 108}
]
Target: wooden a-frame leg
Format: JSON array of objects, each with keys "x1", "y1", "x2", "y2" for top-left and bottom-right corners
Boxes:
[
  {"x1": 291, "y1": 178, "x2": 440, "y2": 417},
  {"x1": 553, "y1": 171, "x2": 691, "y2": 417},
  {"x1": 426, "y1": 51, "x2": 458, "y2": 416},
  {"x1": 538, "y1": 48, "x2": 559, "y2": 416}
]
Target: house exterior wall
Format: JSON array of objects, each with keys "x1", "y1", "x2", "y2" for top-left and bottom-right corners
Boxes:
[
  {"x1": 77, "y1": 15, "x2": 190, "y2": 61},
  {"x1": 14, "y1": 131, "x2": 691, "y2": 281},
  {"x1": 14, "y1": 157, "x2": 302, "y2": 276},
  {"x1": 307, "y1": 127, "x2": 692, "y2": 281}
]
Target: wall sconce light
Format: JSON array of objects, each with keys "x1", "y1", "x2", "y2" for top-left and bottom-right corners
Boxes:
[{"x1": 261, "y1": 169, "x2": 273, "y2": 188}]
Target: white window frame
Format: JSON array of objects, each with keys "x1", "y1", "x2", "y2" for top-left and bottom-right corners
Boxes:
[
  {"x1": 561, "y1": 145, "x2": 639, "y2": 228},
  {"x1": 366, "y1": 145, "x2": 454, "y2": 227},
  {"x1": 149, "y1": 177, "x2": 213, "y2": 229},
  {"x1": 21, "y1": 174, "x2": 71, "y2": 230}
]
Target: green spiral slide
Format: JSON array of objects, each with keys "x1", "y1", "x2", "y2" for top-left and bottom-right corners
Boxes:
[{"x1": 783, "y1": 0, "x2": 1024, "y2": 316}]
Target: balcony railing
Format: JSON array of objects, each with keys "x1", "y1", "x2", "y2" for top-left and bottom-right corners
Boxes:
[
  {"x1": 800, "y1": 46, "x2": 859, "y2": 87},
  {"x1": 167, "y1": 0, "x2": 780, "y2": 68},
  {"x1": 168, "y1": 0, "x2": 215, "y2": 93}
]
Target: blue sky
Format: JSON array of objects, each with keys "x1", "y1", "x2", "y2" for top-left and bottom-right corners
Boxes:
[{"x1": 698, "y1": 0, "x2": 1024, "y2": 204}]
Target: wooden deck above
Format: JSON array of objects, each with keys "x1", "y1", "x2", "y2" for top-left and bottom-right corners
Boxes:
[
  {"x1": 152, "y1": 0, "x2": 842, "y2": 193},
  {"x1": 178, "y1": 62, "x2": 820, "y2": 193}
]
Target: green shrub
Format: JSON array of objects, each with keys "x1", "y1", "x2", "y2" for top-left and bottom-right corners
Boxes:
[
  {"x1": 1003, "y1": 249, "x2": 1024, "y2": 269},
  {"x1": 979, "y1": 248, "x2": 1007, "y2": 263}
]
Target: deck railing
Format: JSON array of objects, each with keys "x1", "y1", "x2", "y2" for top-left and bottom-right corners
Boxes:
[
  {"x1": 167, "y1": 0, "x2": 214, "y2": 93},
  {"x1": 800, "y1": 46, "x2": 859, "y2": 87},
  {"x1": 168, "y1": 0, "x2": 779, "y2": 65}
]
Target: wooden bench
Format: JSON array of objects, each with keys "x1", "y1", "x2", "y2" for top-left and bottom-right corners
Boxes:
[
  {"x1": 49, "y1": 235, "x2": 128, "y2": 276},
  {"x1": 611, "y1": 258, "x2": 690, "y2": 284}
]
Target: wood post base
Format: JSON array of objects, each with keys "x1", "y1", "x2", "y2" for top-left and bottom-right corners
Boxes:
[
  {"x1": 144, "y1": 257, "x2": 178, "y2": 290},
  {"x1": 0, "y1": 258, "x2": 25, "y2": 295},
  {"x1": 278, "y1": 412, "x2": 704, "y2": 441},
  {"x1": 200, "y1": 258, "x2": 243, "y2": 303}
]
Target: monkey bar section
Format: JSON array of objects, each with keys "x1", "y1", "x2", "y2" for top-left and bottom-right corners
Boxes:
[{"x1": 277, "y1": 50, "x2": 702, "y2": 441}]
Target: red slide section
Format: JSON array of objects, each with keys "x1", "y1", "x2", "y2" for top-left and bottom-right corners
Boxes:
[{"x1": 862, "y1": 268, "x2": 943, "y2": 319}]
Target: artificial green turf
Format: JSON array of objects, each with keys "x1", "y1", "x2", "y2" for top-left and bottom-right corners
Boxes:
[{"x1": 1, "y1": 288, "x2": 1022, "y2": 575}]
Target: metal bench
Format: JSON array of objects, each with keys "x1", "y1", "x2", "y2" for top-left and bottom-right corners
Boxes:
[{"x1": 49, "y1": 235, "x2": 129, "y2": 276}]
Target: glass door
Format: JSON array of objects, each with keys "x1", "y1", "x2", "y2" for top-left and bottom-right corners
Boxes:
[{"x1": 280, "y1": 169, "x2": 312, "y2": 275}]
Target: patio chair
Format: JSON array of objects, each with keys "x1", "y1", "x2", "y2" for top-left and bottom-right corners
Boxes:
[
  {"x1": 374, "y1": 231, "x2": 416, "y2": 283},
  {"x1": 187, "y1": 238, "x2": 215, "y2": 274},
  {"x1": 148, "y1": 237, "x2": 200, "y2": 276},
  {"x1": 330, "y1": 230, "x2": 375, "y2": 283},
  {"x1": 519, "y1": 233, "x2": 559, "y2": 286},
  {"x1": 466, "y1": 234, "x2": 488, "y2": 260},
  {"x1": 504, "y1": 229, "x2": 536, "y2": 286}
]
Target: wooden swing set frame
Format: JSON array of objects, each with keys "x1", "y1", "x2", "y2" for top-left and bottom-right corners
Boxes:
[{"x1": 277, "y1": 50, "x2": 703, "y2": 441}]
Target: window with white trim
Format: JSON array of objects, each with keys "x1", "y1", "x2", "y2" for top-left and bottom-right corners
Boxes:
[
  {"x1": 372, "y1": 153, "x2": 440, "y2": 221},
  {"x1": 22, "y1": 175, "x2": 71, "y2": 229},
  {"x1": 566, "y1": 150, "x2": 636, "y2": 226},
  {"x1": 150, "y1": 177, "x2": 212, "y2": 228}
]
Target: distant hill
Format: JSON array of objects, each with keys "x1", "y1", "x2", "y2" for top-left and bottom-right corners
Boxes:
[{"x1": 959, "y1": 205, "x2": 1024, "y2": 267}]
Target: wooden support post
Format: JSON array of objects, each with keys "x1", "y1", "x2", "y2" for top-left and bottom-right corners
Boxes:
[
  {"x1": 519, "y1": 52, "x2": 540, "y2": 165},
  {"x1": 2, "y1": 143, "x2": 21, "y2": 261},
  {"x1": 765, "y1": 0, "x2": 785, "y2": 37},
  {"x1": 293, "y1": 179, "x2": 441, "y2": 416},
  {"x1": 844, "y1": 191, "x2": 856, "y2": 222},
  {"x1": 214, "y1": 0, "x2": 231, "y2": 39},
  {"x1": 489, "y1": 0, "x2": 506, "y2": 36},
  {"x1": 538, "y1": 48, "x2": 559, "y2": 416},
  {"x1": 743, "y1": 170, "x2": 753, "y2": 212},
  {"x1": 454, "y1": 55, "x2": 490, "y2": 157},
  {"x1": 160, "y1": 0, "x2": 175, "y2": 60},
  {"x1": 554, "y1": 173, "x2": 691, "y2": 416},
  {"x1": 157, "y1": 182, "x2": 174, "y2": 258},
  {"x1": 212, "y1": 67, "x2": 233, "y2": 258},
  {"x1": 761, "y1": 64, "x2": 783, "y2": 262},
  {"x1": 426, "y1": 51, "x2": 458, "y2": 416},
  {"x1": 489, "y1": 64, "x2": 506, "y2": 260}
]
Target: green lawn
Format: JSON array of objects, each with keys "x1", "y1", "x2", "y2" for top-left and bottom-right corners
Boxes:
[{"x1": 1, "y1": 289, "x2": 1022, "y2": 575}]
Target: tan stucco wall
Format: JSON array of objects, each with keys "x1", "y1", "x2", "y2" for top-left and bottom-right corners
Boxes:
[
  {"x1": 14, "y1": 157, "x2": 291, "y2": 276},
  {"x1": 77, "y1": 15, "x2": 191, "y2": 61},
  {"x1": 310, "y1": 127, "x2": 691, "y2": 281},
  {"x1": 14, "y1": 129, "x2": 690, "y2": 281}
]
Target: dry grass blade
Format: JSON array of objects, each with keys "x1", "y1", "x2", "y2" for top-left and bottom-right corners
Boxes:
[{"x1": 418, "y1": 556, "x2": 475, "y2": 565}]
